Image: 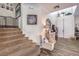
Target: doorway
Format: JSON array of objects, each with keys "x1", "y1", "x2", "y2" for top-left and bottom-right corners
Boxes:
[{"x1": 56, "y1": 15, "x2": 74, "y2": 38}]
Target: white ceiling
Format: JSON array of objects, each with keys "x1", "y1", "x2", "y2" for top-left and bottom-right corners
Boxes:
[
  {"x1": 39, "y1": 3, "x2": 79, "y2": 14},
  {"x1": 0, "y1": 3, "x2": 79, "y2": 11},
  {"x1": 0, "y1": 3, "x2": 79, "y2": 15},
  {"x1": 25, "y1": 3, "x2": 79, "y2": 15}
]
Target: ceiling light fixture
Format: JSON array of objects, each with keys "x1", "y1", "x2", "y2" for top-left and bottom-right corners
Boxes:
[
  {"x1": 29, "y1": 6, "x2": 34, "y2": 9},
  {"x1": 54, "y1": 5, "x2": 60, "y2": 9}
]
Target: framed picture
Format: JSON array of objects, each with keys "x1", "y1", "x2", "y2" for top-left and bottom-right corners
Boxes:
[{"x1": 27, "y1": 15, "x2": 37, "y2": 25}]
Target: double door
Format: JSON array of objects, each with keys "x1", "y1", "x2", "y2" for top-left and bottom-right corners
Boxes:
[{"x1": 56, "y1": 15, "x2": 74, "y2": 38}]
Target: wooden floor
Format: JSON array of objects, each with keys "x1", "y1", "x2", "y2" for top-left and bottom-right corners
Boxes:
[{"x1": 40, "y1": 38, "x2": 79, "y2": 56}]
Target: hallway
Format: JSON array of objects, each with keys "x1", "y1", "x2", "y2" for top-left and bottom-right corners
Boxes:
[
  {"x1": 40, "y1": 38, "x2": 79, "y2": 56},
  {"x1": 0, "y1": 3, "x2": 79, "y2": 56}
]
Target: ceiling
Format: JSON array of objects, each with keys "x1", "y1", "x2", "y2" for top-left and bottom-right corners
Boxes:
[
  {"x1": 0, "y1": 3, "x2": 78, "y2": 10},
  {"x1": 24, "y1": 3, "x2": 79, "y2": 15},
  {"x1": 0, "y1": 3, "x2": 79, "y2": 15},
  {"x1": 39, "y1": 3, "x2": 79, "y2": 14}
]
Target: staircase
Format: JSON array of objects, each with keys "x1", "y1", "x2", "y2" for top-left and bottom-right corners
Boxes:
[{"x1": 0, "y1": 28, "x2": 40, "y2": 56}]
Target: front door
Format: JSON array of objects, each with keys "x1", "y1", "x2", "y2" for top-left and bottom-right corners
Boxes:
[
  {"x1": 57, "y1": 17, "x2": 64, "y2": 38},
  {"x1": 57, "y1": 15, "x2": 74, "y2": 38}
]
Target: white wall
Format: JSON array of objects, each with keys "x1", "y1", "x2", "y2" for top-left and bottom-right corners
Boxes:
[
  {"x1": 48, "y1": 14, "x2": 75, "y2": 38},
  {"x1": 48, "y1": 6, "x2": 77, "y2": 38},
  {"x1": 20, "y1": 4, "x2": 48, "y2": 45},
  {"x1": 19, "y1": 4, "x2": 77, "y2": 45},
  {"x1": 18, "y1": 16, "x2": 22, "y2": 29},
  {"x1": 64, "y1": 15, "x2": 75, "y2": 38}
]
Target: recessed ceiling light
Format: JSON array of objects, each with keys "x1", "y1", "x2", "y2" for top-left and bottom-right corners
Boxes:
[{"x1": 29, "y1": 6, "x2": 34, "y2": 9}]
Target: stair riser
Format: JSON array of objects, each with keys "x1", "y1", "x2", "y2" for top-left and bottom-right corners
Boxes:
[
  {"x1": 0, "y1": 34, "x2": 24, "y2": 41},
  {"x1": 0, "y1": 30, "x2": 21, "y2": 33},
  {"x1": 0, "y1": 28, "x2": 19, "y2": 30},
  {"x1": 0, "y1": 31, "x2": 22, "y2": 36}
]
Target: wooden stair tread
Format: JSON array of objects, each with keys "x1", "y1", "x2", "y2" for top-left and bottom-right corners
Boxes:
[
  {"x1": 0, "y1": 28, "x2": 20, "y2": 32},
  {"x1": 0, "y1": 38, "x2": 29, "y2": 44},
  {"x1": 0, "y1": 34, "x2": 24, "y2": 39},
  {"x1": 0, "y1": 36, "x2": 28, "y2": 42},
  {"x1": 0, "y1": 39, "x2": 30, "y2": 50},
  {"x1": 9, "y1": 45, "x2": 39, "y2": 56},
  {"x1": 0, "y1": 30, "x2": 20, "y2": 32},
  {"x1": 0, "y1": 28, "x2": 19, "y2": 30},
  {"x1": 0, "y1": 33, "x2": 23, "y2": 37},
  {"x1": 0, "y1": 28, "x2": 39, "y2": 56},
  {"x1": 0, "y1": 31, "x2": 22, "y2": 36},
  {"x1": 0, "y1": 41, "x2": 36, "y2": 56}
]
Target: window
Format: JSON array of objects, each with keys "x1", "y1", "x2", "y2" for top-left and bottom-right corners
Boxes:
[{"x1": 6, "y1": 6, "x2": 9, "y2": 10}]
